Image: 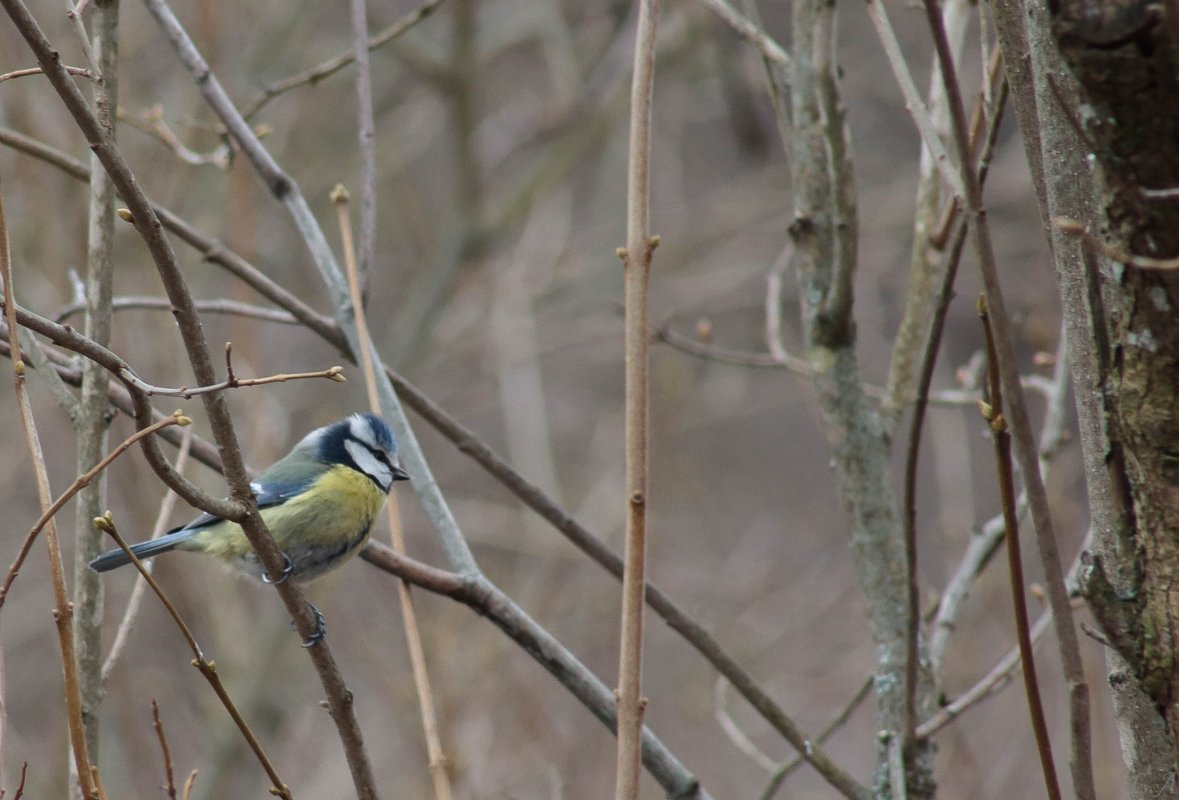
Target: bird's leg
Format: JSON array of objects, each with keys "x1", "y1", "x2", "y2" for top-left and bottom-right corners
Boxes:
[
  {"x1": 261, "y1": 551, "x2": 295, "y2": 585},
  {"x1": 299, "y1": 601, "x2": 326, "y2": 648}
]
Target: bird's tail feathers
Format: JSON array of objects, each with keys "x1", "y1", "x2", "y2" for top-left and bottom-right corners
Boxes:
[{"x1": 89, "y1": 528, "x2": 197, "y2": 572}]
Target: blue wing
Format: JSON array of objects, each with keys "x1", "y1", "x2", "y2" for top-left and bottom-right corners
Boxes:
[{"x1": 170, "y1": 474, "x2": 316, "y2": 533}]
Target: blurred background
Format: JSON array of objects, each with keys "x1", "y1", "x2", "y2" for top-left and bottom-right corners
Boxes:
[{"x1": 0, "y1": 0, "x2": 1118, "y2": 797}]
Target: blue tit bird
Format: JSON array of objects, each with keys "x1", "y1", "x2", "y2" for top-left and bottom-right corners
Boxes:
[{"x1": 90, "y1": 412, "x2": 409, "y2": 643}]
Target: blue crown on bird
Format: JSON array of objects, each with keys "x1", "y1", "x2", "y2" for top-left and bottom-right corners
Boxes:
[{"x1": 90, "y1": 412, "x2": 409, "y2": 645}]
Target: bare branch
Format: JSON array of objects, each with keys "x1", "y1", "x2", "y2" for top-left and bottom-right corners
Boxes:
[
  {"x1": 921, "y1": 4, "x2": 1095, "y2": 797},
  {"x1": 101, "y1": 424, "x2": 193, "y2": 683},
  {"x1": 863, "y1": 0, "x2": 965, "y2": 200},
  {"x1": 979, "y1": 296, "x2": 1062, "y2": 800},
  {"x1": 94, "y1": 514, "x2": 291, "y2": 799},
  {"x1": 0, "y1": 412, "x2": 187, "y2": 611},
  {"x1": 691, "y1": 0, "x2": 791, "y2": 69},
  {"x1": 0, "y1": 65, "x2": 95, "y2": 83},
  {"x1": 334, "y1": 184, "x2": 452, "y2": 800},
  {"x1": 358, "y1": 542, "x2": 712, "y2": 800},
  {"x1": 118, "y1": 361, "x2": 345, "y2": 398},
  {"x1": 150, "y1": 699, "x2": 178, "y2": 800},
  {"x1": 0, "y1": 178, "x2": 100, "y2": 799},
  {"x1": 615, "y1": 1, "x2": 661, "y2": 795},
  {"x1": 239, "y1": 0, "x2": 449, "y2": 120}
]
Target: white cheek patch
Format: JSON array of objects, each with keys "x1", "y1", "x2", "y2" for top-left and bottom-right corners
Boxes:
[{"x1": 346, "y1": 439, "x2": 393, "y2": 491}]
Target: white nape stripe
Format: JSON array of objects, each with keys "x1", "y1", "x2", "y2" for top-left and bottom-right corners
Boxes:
[
  {"x1": 299, "y1": 426, "x2": 328, "y2": 451},
  {"x1": 349, "y1": 414, "x2": 381, "y2": 451},
  {"x1": 345, "y1": 439, "x2": 393, "y2": 490}
]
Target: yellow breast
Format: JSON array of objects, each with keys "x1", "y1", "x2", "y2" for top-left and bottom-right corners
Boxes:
[{"x1": 186, "y1": 465, "x2": 389, "y2": 581}]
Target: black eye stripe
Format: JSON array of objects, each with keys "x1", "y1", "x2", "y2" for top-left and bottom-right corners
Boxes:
[{"x1": 350, "y1": 436, "x2": 392, "y2": 465}]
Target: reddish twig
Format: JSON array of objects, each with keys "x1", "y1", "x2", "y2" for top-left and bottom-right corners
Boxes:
[
  {"x1": 920, "y1": 3, "x2": 1094, "y2": 797},
  {"x1": 979, "y1": 296, "x2": 1061, "y2": 800},
  {"x1": 150, "y1": 699, "x2": 178, "y2": 800}
]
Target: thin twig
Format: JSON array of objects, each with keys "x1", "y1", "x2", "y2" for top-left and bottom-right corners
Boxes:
[
  {"x1": 979, "y1": 297, "x2": 1061, "y2": 800},
  {"x1": 0, "y1": 180, "x2": 100, "y2": 799},
  {"x1": 180, "y1": 770, "x2": 196, "y2": 800},
  {"x1": 615, "y1": 0, "x2": 661, "y2": 796},
  {"x1": 54, "y1": 295, "x2": 302, "y2": 325},
  {"x1": 94, "y1": 514, "x2": 291, "y2": 799},
  {"x1": 0, "y1": 412, "x2": 187, "y2": 611},
  {"x1": 691, "y1": 0, "x2": 791, "y2": 69},
  {"x1": 1055, "y1": 216, "x2": 1179, "y2": 270},
  {"x1": 12, "y1": 763, "x2": 28, "y2": 800},
  {"x1": 150, "y1": 699, "x2": 178, "y2": 800},
  {"x1": 349, "y1": 0, "x2": 377, "y2": 295},
  {"x1": 757, "y1": 676, "x2": 873, "y2": 800},
  {"x1": 0, "y1": 3, "x2": 382, "y2": 794},
  {"x1": 0, "y1": 301, "x2": 240, "y2": 518},
  {"x1": 0, "y1": 115, "x2": 861, "y2": 800},
  {"x1": 764, "y1": 246, "x2": 792, "y2": 362},
  {"x1": 118, "y1": 361, "x2": 345, "y2": 398},
  {"x1": 357, "y1": 542, "x2": 711, "y2": 799},
  {"x1": 920, "y1": 4, "x2": 1094, "y2": 798},
  {"x1": 928, "y1": 46, "x2": 1005, "y2": 249},
  {"x1": 658, "y1": 322, "x2": 987, "y2": 406},
  {"x1": 713, "y1": 678, "x2": 778, "y2": 772},
  {"x1": 900, "y1": 204, "x2": 969, "y2": 748},
  {"x1": 0, "y1": 125, "x2": 344, "y2": 347},
  {"x1": 0, "y1": 64, "x2": 95, "y2": 83},
  {"x1": 333, "y1": 185, "x2": 452, "y2": 800},
  {"x1": 919, "y1": 532, "x2": 1090, "y2": 740},
  {"x1": 117, "y1": 105, "x2": 230, "y2": 168},
  {"x1": 920, "y1": 610, "x2": 1052, "y2": 739},
  {"x1": 239, "y1": 0, "x2": 449, "y2": 120},
  {"x1": 101, "y1": 424, "x2": 193, "y2": 683},
  {"x1": 863, "y1": 0, "x2": 965, "y2": 201},
  {"x1": 900, "y1": 67, "x2": 1010, "y2": 742}
]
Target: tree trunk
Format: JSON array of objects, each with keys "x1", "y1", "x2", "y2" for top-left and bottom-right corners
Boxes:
[{"x1": 1052, "y1": 0, "x2": 1179, "y2": 791}]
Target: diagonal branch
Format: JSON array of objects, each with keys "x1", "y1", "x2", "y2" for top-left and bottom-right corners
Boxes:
[{"x1": 0, "y1": 2, "x2": 381, "y2": 794}]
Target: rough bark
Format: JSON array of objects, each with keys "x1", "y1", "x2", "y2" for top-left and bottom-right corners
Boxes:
[{"x1": 1050, "y1": 0, "x2": 1179, "y2": 785}]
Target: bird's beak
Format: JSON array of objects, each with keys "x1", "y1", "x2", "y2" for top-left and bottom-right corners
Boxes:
[{"x1": 392, "y1": 465, "x2": 411, "y2": 482}]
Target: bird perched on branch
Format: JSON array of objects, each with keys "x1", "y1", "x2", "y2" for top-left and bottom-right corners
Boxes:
[{"x1": 90, "y1": 412, "x2": 409, "y2": 644}]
